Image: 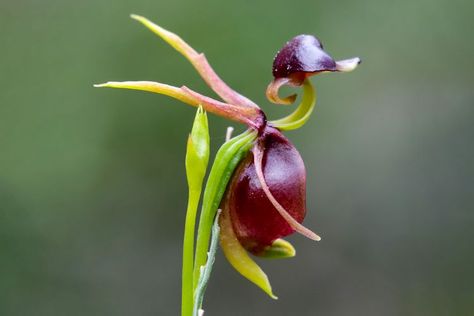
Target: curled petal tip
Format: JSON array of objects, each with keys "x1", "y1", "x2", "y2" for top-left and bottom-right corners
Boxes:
[
  {"x1": 266, "y1": 77, "x2": 297, "y2": 105},
  {"x1": 270, "y1": 79, "x2": 316, "y2": 131},
  {"x1": 335, "y1": 57, "x2": 361, "y2": 72},
  {"x1": 268, "y1": 92, "x2": 297, "y2": 105},
  {"x1": 93, "y1": 83, "x2": 107, "y2": 88}
]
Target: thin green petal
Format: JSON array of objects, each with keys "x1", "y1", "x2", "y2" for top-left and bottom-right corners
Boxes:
[
  {"x1": 94, "y1": 81, "x2": 195, "y2": 104},
  {"x1": 130, "y1": 14, "x2": 197, "y2": 60},
  {"x1": 219, "y1": 207, "x2": 277, "y2": 299},
  {"x1": 130, "y1": 14, "x2": 258, "y2": 109},
  {"x1": 270, "y1": 79, "x2": 317, "y2": 131},
  {"x1": 94, "y1": 81, "x2": 257, "y2": 126}
]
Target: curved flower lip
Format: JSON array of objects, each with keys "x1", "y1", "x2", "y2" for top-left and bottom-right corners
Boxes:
[{"x1": 267, "y1": 34, "x2": 361, "y2": 104}]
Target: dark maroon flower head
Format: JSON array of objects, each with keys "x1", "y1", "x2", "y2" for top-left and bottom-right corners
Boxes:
[
  {"x1": 267, "y1": 34, "x2": 360, "y2": 104},
  {"x1": 272, "y1": 35, "x2": 337, "y2": 83}
]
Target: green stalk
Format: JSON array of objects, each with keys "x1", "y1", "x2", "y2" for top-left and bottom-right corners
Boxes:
[
  {"x1": 193, "y1": 210, "x2": 221, "y2": 316},
  {"x1": 182, "y1": 189, "x2": 201, "y2": 316},
  {"x1": 182, "y1": 107, "x2": 209, "y2": 316}
]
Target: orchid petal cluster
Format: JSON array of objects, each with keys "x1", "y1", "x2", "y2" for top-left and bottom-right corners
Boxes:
[{"x1": 95, "y1": 15, "x2": 360, "y2": 305}]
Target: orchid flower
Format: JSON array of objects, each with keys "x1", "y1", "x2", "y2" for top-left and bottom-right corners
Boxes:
[{"x1": 95, "y1": 14, "x2": 360, "y2": 314}]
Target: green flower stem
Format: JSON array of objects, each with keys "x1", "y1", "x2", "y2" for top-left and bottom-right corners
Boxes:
[
  {"x1": 193, "y1": 210, "x2": 221, "y2": 316},
  {"x1": 182, "y1": 189, "x2": 201, "y2": 316},
  {"x1": 182, "y1": 107, "x2": 209, "y2": 316},
  {"x1": 193, "y1": 130, "x2": 257, "y2": 289}
]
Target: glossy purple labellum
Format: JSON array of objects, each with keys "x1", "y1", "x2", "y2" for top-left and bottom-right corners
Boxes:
[{"x1": 223, "y1": 126, "x2": 308, "y2": 255}]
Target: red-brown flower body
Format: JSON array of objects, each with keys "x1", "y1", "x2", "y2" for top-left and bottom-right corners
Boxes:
[{"x1": 224, "y1": 125, "x2": 306, "y2": 255}]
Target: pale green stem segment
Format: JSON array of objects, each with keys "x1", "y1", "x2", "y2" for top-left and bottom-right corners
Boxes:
[
  {"x1": 193, "y1": 210, "x2": 221, "y2": 316},
  {"x1": 270, "y1": 79, "x2": 317, "y2": 131},
  {"x1": 130, "y1": 14, "x2": 259, "y2": 109},
  {"x1": 182, "y1": 106, "x2": 210, "y2": 316},
  {"x1": 219, "y1": 205, "x2": 278, "y2": 299},
  {"x1": 182, "y1": 191, "x2": 200, "y2": 316},
  {"x1": 193, "y1": 130, "x2": 257, "y2": 289}
]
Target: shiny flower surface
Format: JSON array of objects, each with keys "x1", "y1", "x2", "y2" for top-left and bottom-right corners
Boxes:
[{"x1": 225, "y1": 125, "x2": 308, "y2": 256}]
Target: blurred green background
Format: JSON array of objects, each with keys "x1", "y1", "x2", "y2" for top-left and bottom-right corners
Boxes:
[{"x1": 1, "y1": 0, "x2": 473, "y2": 315}]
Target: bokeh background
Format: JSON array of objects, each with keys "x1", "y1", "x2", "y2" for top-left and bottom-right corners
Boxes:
[{"x1": 1, "y1": 0, "x2": 473, "y2": 315}]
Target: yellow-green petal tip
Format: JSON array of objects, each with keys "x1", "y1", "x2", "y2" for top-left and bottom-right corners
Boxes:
[
  {"x1": 130, "y1": 14, "x2": 143, "y2": 21},
  {"x1": 258, "y1": 239, "x2": 296, "y2": 259}
]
